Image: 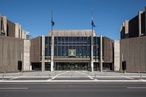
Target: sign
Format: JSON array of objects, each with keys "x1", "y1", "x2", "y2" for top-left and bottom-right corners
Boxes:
[{"x1": 68, "y1": 49, "x2": 76, "y2": 57}]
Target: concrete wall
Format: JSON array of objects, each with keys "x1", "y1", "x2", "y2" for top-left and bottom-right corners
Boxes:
[
  {"x1": 120, "y1": 36, "x2": 146, "y2": 72},
  {"x1": 102, "y1": 37, "x2": 113, "y2": 63},
  {"x1": 23, "y1": 40, "x2": 30, "y2": 71},
  {"x1": 7, "y1": 20, "x2": 15, "y2": 37},
  {"x1": 114, "y1": 40, "x2": 120, "y2": 71},
  {"x1": 0, "y1": 16, "x2": 7, "y2": 36},
  {"x1": 0, "y1": 36, "x2": 23, "y2": 72},
  {"x1": 30, "y1": 36, "x2": 41, "y2": 62},
  {"x1": 15, "y1": 23, "x2": 22, "y2": 38}
]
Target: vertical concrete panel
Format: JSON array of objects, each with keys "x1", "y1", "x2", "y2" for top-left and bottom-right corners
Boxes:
[
  {"x1": 145, "y1": 7, "x2": 146, "y2": 35},
  {"x1": 23, "y1": 40, "x2": 30, "y2": 71},
  {"x1": 30, "y1": 37, "x2": 41, "y2": 62},
  {"x1": 0, "y1": 37, "x2": 3, "y2": 70},
  {"x1": 138, "y1": 11, "x2": 142, "y2": 36},
  {"x1": 3, "y1": 16, "x2": 7, "y2": 36},
  {"x1": 0, "y1": 16, "x2": 1, "y2": 33},
  {"x1": 42, "y1": 36, "x2": 45, "y2": 72},
  {"x1": 114, "y1": 40, "x2": 120, "y2": 71}
]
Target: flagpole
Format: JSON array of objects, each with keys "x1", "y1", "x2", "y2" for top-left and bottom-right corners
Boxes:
[
  {"x1": 91, "y1": 10, "x2": 94, "y2": 72},
  {"x1": 51, "y1": 9, "x2": 53, "y2": 35},
  {"x1": 51, "y1": 9, "x2": 54, "y2": 71}
]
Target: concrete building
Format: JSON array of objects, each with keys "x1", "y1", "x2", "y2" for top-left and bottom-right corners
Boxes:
[
  {"x1": 1, "y1": 6, "x2": 146, "y2": 73},
  {"x1": 0, "y1": 36, "x2": 23, "y2": 72},
  {"x1": 0, "y1": 15, "x2": 30, "y2": 39},
  {"x1": 120, "y1": 7, "x2": 146, "y2": 39},
  {"x1": 120, "y1": 36, "x2": 146, "y2": 72},
  {"x1": 30, "y1": 30, "x2": 114, "y2": 72},
  {"x1": 120, "y1": 6, "x2": 146, "y2": 72},
  {"x1": 0, "y1": 15, "x2": 31, "y2": 72}
]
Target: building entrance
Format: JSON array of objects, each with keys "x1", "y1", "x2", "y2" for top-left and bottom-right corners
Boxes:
[{"x1": 55, "y1": 62, "x2": 90, "y2": 71}]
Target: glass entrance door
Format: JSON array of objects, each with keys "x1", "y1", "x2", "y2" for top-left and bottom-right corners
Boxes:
[{"x1": 55, "y1": 62, "x2": 89, "y2": 71}]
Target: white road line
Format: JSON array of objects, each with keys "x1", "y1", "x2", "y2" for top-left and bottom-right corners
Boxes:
[
  {"x1": 127, "y1": 87, "x2": 146, "y2": 89},
  {"x1": 75, "y1": 71, "x2": 94, "y2": 80},
  {"x1": 122, "y1": 76, "x2": 135, "y2": 80},
  {"x1": 9, "y1": 76, "x2": 21, "y2": 80},
  {"x1": 0, "y1": 87, "x2": 29, "y2": 90},
  {"x1": 49, "y1": 71, "x2": 70, "y2": 80}
]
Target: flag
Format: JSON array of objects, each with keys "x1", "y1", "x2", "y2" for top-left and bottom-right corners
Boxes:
[
  {"x1": 51, "y1": 9, "x2": 55, "y2": 27},
  {"x1": 91, "y1": 17, "x2": 96, "y2": 27},
  {"x1": 51, "y1": 20, "x2": 55, "y2": 27}
]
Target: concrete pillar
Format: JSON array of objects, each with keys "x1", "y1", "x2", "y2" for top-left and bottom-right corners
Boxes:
[
  {"x1": 145, "y1": 7, "x2": 146, "y2": 35},
  {"x1": 0, "y1": 16, "x2": 1, "y2": 33},
  {"x1": 138, "y1": 11, "x2": 143, "y2": 36},
  {"x1": 114, "y1": 40, "x2": 120, "y2": 71},
  {"x1": 21, "y1": 30, "x2": 25, "y2": 39},
  {"x1": 124, "y1": 20, "x2": 129, "y2": 38},
  {"x1": 100, "y1": 35, "x2": 103, "y2": 72},
  {"x1": 41, "y1": 35, "x2": 45, "y2": 72},
  {"x1": 51, "y1": 32, "x2": 54, "y2": 71},
  {"x1": 23, "y1": 40, "x2": 30, "y2": 71},
  {"x1": 1, "y1": 16, "x2": 7, "y2": 36},
  {"x1": 15, "y1": 23, "x2": 22, "y2": 38}
]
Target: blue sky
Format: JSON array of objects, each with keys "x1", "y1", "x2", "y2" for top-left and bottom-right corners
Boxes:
[{"x1": 0, "y1": 0, "x2": 146, "y2": 40}]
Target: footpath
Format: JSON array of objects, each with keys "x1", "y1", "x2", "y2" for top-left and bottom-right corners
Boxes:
[{"x1": 0, "y1": 71, "x2": 146, "y2": 82}]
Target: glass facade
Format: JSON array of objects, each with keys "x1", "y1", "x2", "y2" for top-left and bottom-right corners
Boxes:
[
  {"x1": 45, "y1": 37, "x2": 51, "y2": 56},
  {"x1": 45, "y1": 36, "x2": 100, "y2": 58}
]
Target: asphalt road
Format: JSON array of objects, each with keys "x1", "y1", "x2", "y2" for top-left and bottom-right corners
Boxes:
[{"x1": 0, "y1": 82, "x2": 146, "y2": 97}]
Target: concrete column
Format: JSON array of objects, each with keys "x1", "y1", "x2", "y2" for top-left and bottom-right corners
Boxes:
[
  {"x1": 15, "y1": 23, "x2": 22, "y2": 38},
  {"x1": 21, "y1": 30, "x2": 25, "y2": 39},
  {"x1": 145, "y1": 7, "x2": 146, "y2": 35},
  {"x1": 41, "y1": 35, "x2": 45, "y2": 72},
  {"x1": 100, "y1": 35, "x2": 103, "y2": 72},
  {"x1": 23, "y1": 40, "x2": 30, "y2": 71},
  {"x1": 51, "y1": 32, "x2": 54, "y2": 71},
  {"x1": 0, "y1": 16, "x2": 1, "y2": 33},
  {"x1": 124, "y1": 20, "x2": 129, "y2": 38},
  {"x1": 138, "y1": 11, "x2": 143, "y2": 36},
  {"x1": 114, "y1": 40, "x2": 120, "y2": 71},
  {"x1": 91, "y1": 30, "x2": 94, "y2": 72},
  {"x1": 15, "y1": 23, "x2": 19, "y2": 38},
  {"x1": 2, "y1": 16, "x2": 7, "y2": 36}
]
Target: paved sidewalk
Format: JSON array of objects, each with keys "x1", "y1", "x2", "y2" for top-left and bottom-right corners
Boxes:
[{"x1": 0, "y1": 71, "x2": 146, "y2": 82}]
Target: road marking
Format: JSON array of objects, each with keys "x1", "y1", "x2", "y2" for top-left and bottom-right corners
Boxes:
[
  {"x1": 0, "y1": 87, "x2": 28, "y2": 90},
  {"x1": 127, "y1": 87, "x2": 146, "y2": 89},
  {"x1": 49, "y1": 71, "x2": 70, "y2": 80},
  {"x1": 75, "y1": 71, "x2": 94, "y2": 80},
  {"x1": 9, "y1": 76, "x2": 21, "y2": 80},
  {"x1": 122, "y1": 76, "x2": 135, "y2": 80}
]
